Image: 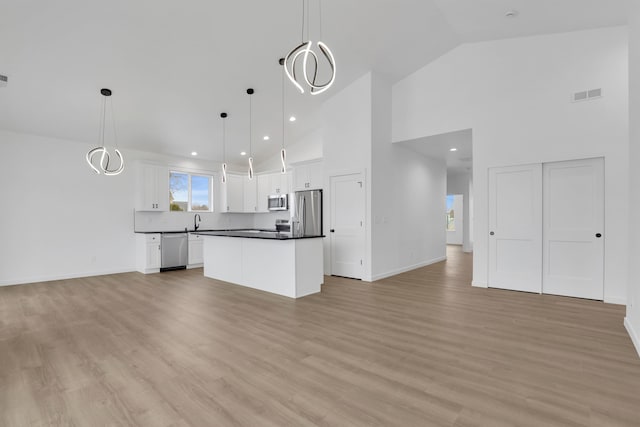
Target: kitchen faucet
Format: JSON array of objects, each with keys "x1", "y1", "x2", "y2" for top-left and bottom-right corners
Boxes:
[{"x1": 194, "y1": 213, "x2": 201, "y2": 231}]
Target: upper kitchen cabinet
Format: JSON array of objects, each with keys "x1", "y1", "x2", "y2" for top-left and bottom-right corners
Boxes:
[
  {"x1": 256, "y1": 171, "x2": 292, "y2": 213},
  {"x1": 270, "y1": 171, "x2": 292, "y2": 195},
  {"x1": 220, "y1": 173, "x2": 244, "y2": 213},
  {"x1": 256, "y1": 174, "x2": 271, "y2": 212},
  {"x1": 293, "y1": 160, "x2": 323, "y2": 191},
  {"x1": 243, "y1": 175, "x2": 257, "y2": 213},
  {"x1": 136, "y1": 162, "x2": 169, "y2": 211}
]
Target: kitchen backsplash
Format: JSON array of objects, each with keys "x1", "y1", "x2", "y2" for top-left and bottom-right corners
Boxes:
[
  {"x1": 134, "y1": 210, "x2": 288, "y2": 232},
  {"x1": 134, "y1": 210, "x2": 251, "y2": 232}
]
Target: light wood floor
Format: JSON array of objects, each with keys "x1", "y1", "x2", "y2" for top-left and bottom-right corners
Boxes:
[{"x1": 1, "y1": 246, "x2": 639, "y2": 426}]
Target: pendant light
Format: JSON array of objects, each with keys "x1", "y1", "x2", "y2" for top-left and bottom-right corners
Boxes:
[
  {"x1": 86, "y1": 88, "x2": 124, "y2": 175},
  {"x1": 279, "y1": 58, "x2": 287, "y2": 174},
  {"x1": 246, "y1": 88, "x2": 254, "y2": 180},
  {"x1": 220, "y1": 112, "x2": 228, "y2": 183},
  {"x1": 284, "y1": 0, "x2": 335, "y2": 95}
]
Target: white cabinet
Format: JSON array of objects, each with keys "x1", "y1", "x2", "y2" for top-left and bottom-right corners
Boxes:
[
  {"x1": 270, "y1": 172, "x2": 291, "y2": 195},
  {"x1": 220, "y1": 173, "x2": 244, "y2": 212},
  {"x1": 221, "y1": 171, "x2": 292, "y2": 214},
  {"x1": 243, "y1": 176, "x2": 257, "y2": 213},
  {"x1": 257, "y1": 174, "x2": 271, "y2": 212},
  {"x1": 293, "y1": 161, "x2": 323, "y2": 191},
  {"x1": 136, "y1": 163, "x2": 169, "y2": 211},
  {"x1": 256, "y1": 172, "x2": 292, "y2": 213},
  {"x1": 188, "y1": 233, "x2": 204, "y2": 267},
  {"x1": 136, "y1": 233, "x2": 161, "y2": 274}
]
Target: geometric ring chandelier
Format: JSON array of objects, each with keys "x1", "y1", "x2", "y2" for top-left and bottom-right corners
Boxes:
[
  {"x1": 284, "y1": 40, "x2": 335, "y2": 95},
  {"x1": 284, "y1": 0, "x2": 335, "y2": 96},
  {"x1": 86, "y1": 88, "x2": 124, "y2": 175}
]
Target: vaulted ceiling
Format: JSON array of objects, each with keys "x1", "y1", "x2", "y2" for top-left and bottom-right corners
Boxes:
[{"x1": 0, "y1": 0, "x2": 628, "y2": 167}]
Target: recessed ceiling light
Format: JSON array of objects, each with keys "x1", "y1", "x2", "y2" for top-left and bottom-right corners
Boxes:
[
  {"x1": 450, "y1": 148, "x2": 458, "y2": 152},
  {"x1": 289, "y1": 116, "x2": 296, "y2": 122},
  {"x1": 505, "y1": 10, "x2": 518, "y2": 18},
  {"x1": 263, "y1": 136, "x2": 270, "y2": 141},
  {"x1": 240, "y1": 151, "x2": 247, "y2": 156},
  {"x1": 191, "y1": 151, "x2": 198, "y2": 156}
]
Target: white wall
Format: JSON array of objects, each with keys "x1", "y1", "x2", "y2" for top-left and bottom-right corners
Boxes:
[
  {"x1": 320, "y1": 72, "x2": 447, "y2": 281},
  {"x1": 446, "y1": 195, "x2": 463, "y2": 245},
  {"x1": 371, "y1": 73, "x2": 447, "y2": 280},
  {"x1": 393, "y1": 27, "x2": 629, "y2": 303},
  {"x1": 0, "y1": 129, "x2": 253, "y2": 286},
  {"x1": 626, "y1": 1, "x2": 640, "y2": 356},
  {"x1": 322, "y1": 72, "x2": 373, "y2": 278}
]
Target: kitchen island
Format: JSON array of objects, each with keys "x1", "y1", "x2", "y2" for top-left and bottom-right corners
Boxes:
[{"x1": 195, "y1": 230, "x2": 324, "y2": 298}]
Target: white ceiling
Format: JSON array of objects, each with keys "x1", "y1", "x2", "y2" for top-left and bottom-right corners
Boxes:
[
  {"x1": 0, "y1": 0, "x2": 628, "y2": 166},
  {"x1": 433, "y1": 0, "x2": 628, "y2": 42},
  {"x1": 397, "y1": 129, "x2": 473, "y2": 174}
]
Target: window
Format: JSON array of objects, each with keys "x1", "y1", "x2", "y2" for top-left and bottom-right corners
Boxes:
[
  {"x1": 169, "y1": 171, "x2": 213, "y2": 212},
  {"x1": 190, "y1": 175, "x2": 211, "y2": 211},
  {"x1": 446, "y1": 195, "x2": 455, "y2": 231}
]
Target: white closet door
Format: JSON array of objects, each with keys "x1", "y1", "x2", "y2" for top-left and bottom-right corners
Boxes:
[
  {"x1": 488, "y1": 164, "x2": 543, "y2": 293},
  {"x1": 330, "y1": 173, "x2": 365, "y2": 279},
  {"x1": 543, "y1": 158, "x2": 604, "y2": 300}
]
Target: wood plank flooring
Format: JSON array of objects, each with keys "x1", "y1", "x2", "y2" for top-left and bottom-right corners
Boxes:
[{"x1": 1, "y1": 246, "x2": 639, "y2": 426}]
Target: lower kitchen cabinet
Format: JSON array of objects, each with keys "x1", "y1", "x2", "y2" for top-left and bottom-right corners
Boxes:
[
  {"x1": 136, "y1": 233, "x2": 161, "y2": 274},
  {"x1": 188, "y1": 233, "x2": 204, "y2": 267}
]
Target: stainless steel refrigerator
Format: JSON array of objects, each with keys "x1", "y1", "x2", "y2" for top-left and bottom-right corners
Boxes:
[{"x1": 289, "y1": 190, "x2": 323, "y2": 237}]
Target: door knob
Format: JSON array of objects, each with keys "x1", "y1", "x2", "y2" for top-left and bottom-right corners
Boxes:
[
  {"x1": 330, "y1": 229, "x2": 335, "y2": 233},
  {"x1": 595, "y1": 233, "x2": 602, "y2": 238},
  {"x1": 490, "y1": 231, "x2": 495, "y2": 236}
]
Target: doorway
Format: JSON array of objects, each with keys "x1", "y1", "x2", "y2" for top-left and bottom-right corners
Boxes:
[
  {"x1": 488, "y1": 158, "x2": 604, "y2": 300},
  {"x1": 446, "y1": 194, "x2": 464, "y2": 245},
  {"x1": 329, "y1": 173, "x2": 365, "y2": 279}
]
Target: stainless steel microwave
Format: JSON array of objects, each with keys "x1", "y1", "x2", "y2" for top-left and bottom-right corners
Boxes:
[{"x1": 268, "y1": 194, "x2": 288, "y2": 211}]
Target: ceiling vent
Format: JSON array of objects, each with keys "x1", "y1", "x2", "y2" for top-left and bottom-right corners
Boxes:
[
  {"x1": 572, "y1": 88, "x2": 602, "y2": 103},
  {"x1": 0, "y1": 75, "x2": 7, "y2": 87}
]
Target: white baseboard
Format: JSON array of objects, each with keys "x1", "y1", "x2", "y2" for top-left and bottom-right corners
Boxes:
[
  {"x1": 371, "y1": 256, "x2": 447, "y2": 281},
  {"x1": 604, "y1": 296, "x2": 627, "y2": 306},
  {"x1": 0, "y1": 268, "x2": 135, "y2": 287},
  {"x1": 472, "y1": 280, "x2": 488, "y2": 288},
  {"x1": 624, "y1": 317, "x2": 640, "y2": 358}
]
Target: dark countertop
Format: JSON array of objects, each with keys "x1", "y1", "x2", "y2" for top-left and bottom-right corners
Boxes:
[
  {"x1": 134, "y1": 229, "x2": 324, "y2": 240},
  {"x1": 134, "y1": 229, "x2": 253, "y2": 234},
  {"x1": 194, "y1": 230, "x2": 325, "y2": 240}
]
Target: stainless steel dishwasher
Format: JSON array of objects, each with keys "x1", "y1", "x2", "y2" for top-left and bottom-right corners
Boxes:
[{"x1": 161, "y1": 232, "x2": 188, "y2": 271}]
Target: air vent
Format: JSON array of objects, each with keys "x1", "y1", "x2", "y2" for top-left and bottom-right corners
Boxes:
[
  {"x1": 572, "y1": 88, "x2": 602, "y2": 103},
  {"x1": 0, "y1": 74, "x2": 7, "y2": 88}
]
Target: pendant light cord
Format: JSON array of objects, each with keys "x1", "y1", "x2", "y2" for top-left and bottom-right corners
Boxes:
[
  {"x1": 249, "y1": 93, "x2": 252, "y2": 157},
  {"x1": 98, "y1": 96, "x2": 106, "y2": 147},
  {"x1": 222, "y1": 116, "x2": 226, "y2": 162},
  {"x1": 282, "y1": 63, "x2": 285, "y2": 151},
  {"x1": 301, "y1": 0, "x2": 305, "y2": 42},
  {"x1": 319, "y1": 0, "x2": 323, "y2": 41},
  {"x1": 97, "y1": 95, "x2": 119, "y2": 149},
  {"x1": 109, "y1": 97, "x2": 119, "y2": 149}
]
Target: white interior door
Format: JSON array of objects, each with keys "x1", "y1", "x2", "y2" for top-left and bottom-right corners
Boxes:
[
  {"x1": 543, "y1": 158, "x2": 604, "y2": 300},
  {"x1": 488, "y1": 164, "x2": 543, "y2": 293},
  {"x1": 330, "y1": 173, "x2": 365, "y2": 279}
]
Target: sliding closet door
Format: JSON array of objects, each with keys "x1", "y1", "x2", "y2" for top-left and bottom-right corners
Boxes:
[
  {"x1": 542, "y1": 158, "x2": 604, "y2": 300},
  {"x1": 488, "y1": 164, "x2": 543, "y2": 293}
]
